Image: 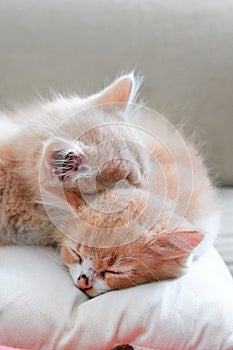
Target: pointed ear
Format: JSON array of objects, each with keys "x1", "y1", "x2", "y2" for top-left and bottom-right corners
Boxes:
[
  {"x1": 42, "y1": 138, "x2": 88, "y2": 182},
  {"x1": 92, "y1": 73, "x2": 142, "y2": 109},
  {"x1": 145, "y1": 228, "x2": 203, "y2": 280},
  {"x1": 151, "y1": 230, "x2": 203, "y2": 260}
]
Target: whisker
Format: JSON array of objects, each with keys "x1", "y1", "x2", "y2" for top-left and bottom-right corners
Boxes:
[
  {"x1": 120, "y1": 256, "x2": 159, "y2": 281},
  {"x1": 121, "y1": 270, "x2": 137, "y2": 287}
]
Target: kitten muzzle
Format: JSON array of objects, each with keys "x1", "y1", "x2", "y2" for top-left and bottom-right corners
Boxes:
[{"x1": 77, "y1": 273, "x2": 93, "y2": 291}]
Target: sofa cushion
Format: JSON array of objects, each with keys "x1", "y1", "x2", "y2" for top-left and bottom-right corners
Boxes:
[
  {"x1": 214, "y1": 188, "x2": 233, "y2": 276},
  {"x1": 0, "y1": 245, "x2": 232, "y2": 350}
]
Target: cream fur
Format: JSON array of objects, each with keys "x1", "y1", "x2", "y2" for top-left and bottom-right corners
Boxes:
[
  {"x1": 0, "y1": 74, "x2": 143, "y2": 245},
  {"x1": 0, "y1": 74, "x2": 220, "y2": 296}
]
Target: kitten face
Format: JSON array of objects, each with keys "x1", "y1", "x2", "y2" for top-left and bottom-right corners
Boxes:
[
  {"x1": 60, "y1": 239, "x2": 159, "y2": 297},
  {"x1": 59, "y1": 189, "x2": 203, "y2": 297},
  {"x1": 61, "y1": 246, "x2": 112, "y2": 297},
  {"x1": 60, "y1": 229, "x2": 202, "y2": 297}
]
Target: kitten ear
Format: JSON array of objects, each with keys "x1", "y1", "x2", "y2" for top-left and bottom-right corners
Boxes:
[
  {"x1": 151, "y1": 229, "x2": 203, "y2": 260},
  {"x1": 91, "y1": 73, "x2": 142, "y2": 110},
  {"x1": 43, "y1": 138, "x2": 87, "y2": 182},
  {"x1": 144, "y1": 228, "x2": 203, "y2": 280}
]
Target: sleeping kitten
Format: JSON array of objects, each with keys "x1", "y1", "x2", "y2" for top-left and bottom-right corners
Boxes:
[
  {"x1": 53, "y1": 119, "x2": 220, "y2": 297},
  {"x1": 57, "y1": 187, "x2": 204, "y2": 297},
  {"x1": 0, "y1": 74, "x2": 148, "y2": 245},
  {"x1": 0, "y1": 73, "x2": 220, "y2": 298}
]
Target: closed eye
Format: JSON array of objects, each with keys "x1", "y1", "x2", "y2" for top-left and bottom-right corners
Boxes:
[
  {"x1": 101, "y1": 270, "x2": 122, "y2": 277},
  {"x1": 70, "y1": 249, "x2": 82, "y2": 264}
]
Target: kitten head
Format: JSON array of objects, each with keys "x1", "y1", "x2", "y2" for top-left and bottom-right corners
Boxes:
[
  {"x1": 58, "y1": 188, "x2": 203, "y2": 297},
  {"x1": 40, "y1": 73, "x2": 149, "y2": 199}
]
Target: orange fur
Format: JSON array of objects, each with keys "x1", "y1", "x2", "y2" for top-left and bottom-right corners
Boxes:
[
  {"x1": 0, "y1": 74, "x2": 219, "y2": 295},
  {"x1": 59, "y1": 188, "x2": 204, "y2": 296}
]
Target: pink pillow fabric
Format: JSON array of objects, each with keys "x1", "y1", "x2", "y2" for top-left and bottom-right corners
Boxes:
[{"x1": 0, "y1": 347, "x2": 29, "y2": 350}]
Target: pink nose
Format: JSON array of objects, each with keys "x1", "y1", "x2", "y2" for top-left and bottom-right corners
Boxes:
[{"x1": 77, "y1": 274, "x2": 92, "y2": 290}]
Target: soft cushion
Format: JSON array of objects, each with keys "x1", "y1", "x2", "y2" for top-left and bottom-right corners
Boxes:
[
  {"x1": 215, "y1": 188, "x2": 233, "y2": 276},
  {"x1": 0, "y1": 246, "x2": 233, "y2": 349}
]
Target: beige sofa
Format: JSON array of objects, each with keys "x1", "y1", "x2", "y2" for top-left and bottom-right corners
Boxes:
[{"x1": 0, "y1": 0, "x2": 232, "y2": 274}]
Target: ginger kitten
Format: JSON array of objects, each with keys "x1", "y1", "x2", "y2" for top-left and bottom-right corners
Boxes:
[
  {"x1": 0, "y1": 73, "x2": 219, "y2": 297},
  {"x1": 57, "y1": 188, "x2": 204, "y2": 297},
  {"x1": 49, "y1": 108, "x2": 220, "y2": 297},
  {"x1": 55, "y1": 130, "x2": 219, "y2": 297}
]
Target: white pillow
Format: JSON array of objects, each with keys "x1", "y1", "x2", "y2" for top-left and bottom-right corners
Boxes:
[{"x1": 0, "y1": 246, "x2": 233, "y2": 350}]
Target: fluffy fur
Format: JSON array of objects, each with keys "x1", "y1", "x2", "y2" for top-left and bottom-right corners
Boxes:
[
  {"x1": 57, "y1": 129, "x2": 220, "y2": 297},
  {"x1": 0, "y1": 74, "x2": 220, "y2": 297},
  {"x1": 0, "y1": 74, "x2": 146, "y2": 245}
]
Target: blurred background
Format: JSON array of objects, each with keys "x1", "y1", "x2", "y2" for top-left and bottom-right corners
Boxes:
[{"x1": 0, "y1": 0, "x2": 232, "y2": 270}]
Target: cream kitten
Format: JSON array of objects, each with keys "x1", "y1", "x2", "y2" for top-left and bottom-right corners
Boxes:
[
  {"x1": 0, "y1": 73, "x2": 220, "y2": 298},
  {"x1": 0, "y1": 74, "x2": 148, "y2": 245}
]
